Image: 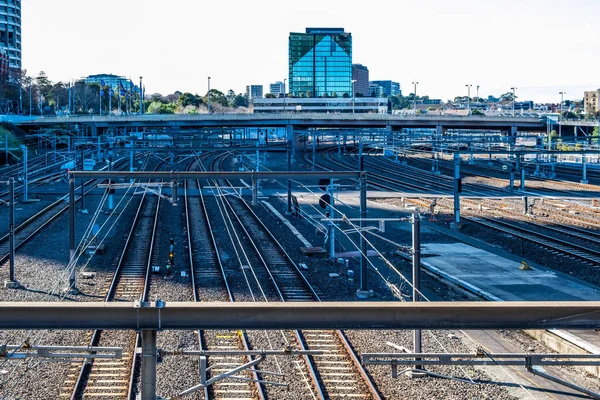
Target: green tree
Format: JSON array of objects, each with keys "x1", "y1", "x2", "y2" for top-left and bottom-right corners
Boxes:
[
  {"x1": 471, "y1": 109, "x2": 484, "y2": 116},
  {"x1": 233, "y1": 94, "x2": 248, "y2": 108},
  {"x1": 500, "y1": 92, "x2": 516, "y2": 102},
  {"x1": 205, "y1": 89, "x2": 228, "y2": 107},
  {"x1": 178, "y1": 92, "x2": 202, "y2": 108},
  {"x1": 592, "y1": 126, "x2": 599, "y2": 144},
  {"x1": 147, "y1": 101, "x2": 176, "y2": 114},
  {"x1": 265, "y1": 93, "x2": 275, "y2": 98}
]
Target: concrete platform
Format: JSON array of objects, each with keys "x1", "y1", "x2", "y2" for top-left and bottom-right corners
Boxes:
[{"x1": 419, "y1": 243, "x2": 600, "y2": 302}]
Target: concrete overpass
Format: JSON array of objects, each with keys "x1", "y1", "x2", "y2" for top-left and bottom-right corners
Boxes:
[{"x1": 5, "y1": 113, "x2": 546, "y2": 133}]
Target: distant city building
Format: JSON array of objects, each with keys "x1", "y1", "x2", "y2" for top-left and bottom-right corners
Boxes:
[
  {"x1": 85, "y1": 74, "x2": 138, "y2": 93},
  {"x1": 351, "y1": 64, "x2": 369, "y2": 97},
  {"x1": 0, "y1": 0, "x2": 21, "y2": 69},
  {"x1": 289, "y1": 28, "x2": 352, "y2": 97},
  {"x1": 245, "y1": 85, "x2": 263, "y2": 99},
  {"x1": 368, "y1": 83, "x2": 383, "y2": 98},
  {"x1": 370, "y1": 80, "x2": 401, "y2": 97},
  {"x1": 270, "y1": 81, "x2": 285, "y2": 95},
  {"x1": 253, "y1": 97, "x2": 389, "y2": 113},
  {"x1": 584, "y1": 89, "x2": 600, "y2": 115}
]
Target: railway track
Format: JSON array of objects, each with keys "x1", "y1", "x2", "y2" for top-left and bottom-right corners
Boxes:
[
  {"x1": 60, "y1": 166, "x2": 162, "y2": 399},
  {"x1": 213, "y1": 153, "x2": 381, "y2": 400},
  {"x1": 184, "y1": 154, "x2": 265, "y2": 400}
]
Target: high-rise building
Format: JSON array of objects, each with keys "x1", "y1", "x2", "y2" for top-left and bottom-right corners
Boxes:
[
  {"x1": 0, "y1": 0, "x2": 21, "y2": 70},
  {"x1": 584, "y1": 90, "x2": 600, "y2": 115},
  {"x1": 370, "y1": 80, "x2": 401, "y2": 97},
  {"x1": 270, "y1": 81, "x2": 285, "y2": 96},
  {"x1": 245, "y1": 85, "x2": 263, "y2": 99},
  {"x1": 352, "y1": 64, "x2": 369, "y2": 97},
  {"x1": 85, "y1": 74, "x2": 138, "y2": 93},
  {"x1": 289, "y1": 28, "x2": 352, "y2": 97}
]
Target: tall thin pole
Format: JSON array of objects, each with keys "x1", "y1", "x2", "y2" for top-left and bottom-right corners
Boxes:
[
  {"x1": 465, "y1": 84, "x2": 472, "y2": 115},
  {"x1": 352, "y1": 79, "x2": 356, "y2": 114},
  {"x1": 28, "y1": 81, "x2": 32, "y2": 116},
  {"x1": 21, "y1": 145, "x2": 27, "y2": 202},
  {"x1": 412, "y1": 213, "x2": 422, "y2": 370},
  {"x1": 207, "y1": 76, "x2": 211, "y2": 113},
  {"x1": 69, "y1": 177, "x2": 76, "y2": 291},
  {"x1": 359, "y1": 172, "x2": 369, "y2": 295},
  {"x1": 412, "y1": 81, "x2": 418, "y2": 114},
  {"x1": 141, "y1": 330, "x2": 157, "y2": 400},
  {"x1": 286, "y1": 143, "x2": 292, "y2": 215},
  {"x1": 511, "y1": 86, "x2": 517, "y2": 117},
  {"x1": 139, "y1": 76, "x2": 143, "y2": 115},
  {"x1": 476, "y1": 85, "x2": 480, "y2": 102},
  {"x1": 559, "y1": 91, "x2": 565, "y2": 138},
  {"x1": 283, "y1": 78, "x2": 286, "y2": 113},
  {"x1": 9, "y1": 178, "x2": 15, "y2": 282}
]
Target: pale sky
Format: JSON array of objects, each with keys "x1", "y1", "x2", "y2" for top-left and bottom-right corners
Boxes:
[{"x1": 22, "y1": 0, "x2": 600, "y2": 103}]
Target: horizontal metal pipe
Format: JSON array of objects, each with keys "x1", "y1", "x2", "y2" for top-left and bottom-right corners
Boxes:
[
  {"x1": 70, "y1": 171, "x2": 364, "y2": 180},
  {"x1": 0, "y1": 302, "x2": 599, "y2": 330}
]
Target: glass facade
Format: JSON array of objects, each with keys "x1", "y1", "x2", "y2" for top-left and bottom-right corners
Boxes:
[{"x1": 289, "y1": 28, "x2": 352, "y2": 98}]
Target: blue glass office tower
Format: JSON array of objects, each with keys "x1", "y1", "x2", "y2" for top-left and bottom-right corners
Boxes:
[{"x1": 289, "y1": 28, "x2": 352, "y2": 98}]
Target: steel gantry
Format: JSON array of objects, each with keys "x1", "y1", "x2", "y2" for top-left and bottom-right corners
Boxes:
[{"x1": 2, "y1": 301, "x2": 600, "y2": 400}]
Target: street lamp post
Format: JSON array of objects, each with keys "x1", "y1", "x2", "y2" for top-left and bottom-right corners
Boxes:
[
  {"x1": 465, "y1": 84, "x2": 472, "y2": 115},
  {"x1": 559, "y1": 91, "x2": 566, "y2": 138},
  {"x1": 28, "y1": 81, "x2": 32, "y2": 116},
  {"x1": 283, "y1": 78, "x2": 286, "y2": 113},
  {"x1": 510, "y1": 86, "x2": 517, "y2": 117},
  {"x1": 207, "y1": 76, "x2": 211, "y2": 113},
  {"x1": 139, "y1": 76, "x2": 143, "y2": 115},
  {"x1": 476, "y1": 85, "x2": 480, "y2": 102},
  {"x1": 351, "y1": 79, "x2": 357, "y2": 114},
  {"x1": 412, "y1": 81, "x2": 419, "y2": 114}
]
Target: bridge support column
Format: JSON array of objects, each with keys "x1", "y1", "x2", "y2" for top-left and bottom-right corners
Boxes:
[
  {"x1": 328, "y1": 180, "x2": 336, "y2": 260},
  {"x1": 582, "y1": 154, "x2": 588, "y2": 184},
  {"x1": 91, "y1": 125, "x2": 98, "y2": 137},
  {"x1": 286, "y1": 124, "x2": 295, "y2": 159},
  {"x1": 451, "y1": 153, "x2": 462, "y2": 230},
  {"x1": 141, "y1": 330, "x2": 157, "y2": 400},
  {"x1": 510, "y1": 127, "x2": 518, "y2": 160}
]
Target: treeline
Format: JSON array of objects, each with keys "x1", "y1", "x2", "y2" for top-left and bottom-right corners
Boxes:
[{"x1": 0, "y1": 70, "x2": 251, "y2": 115}]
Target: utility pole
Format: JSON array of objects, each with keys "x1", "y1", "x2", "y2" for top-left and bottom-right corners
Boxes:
[
  {"x1": 559, "y1": 91, "x2": 566, "y2": 138},
  {"x1": 412, "y1": 81, "x2": 419, "y2": 114},
  {"x1": 207, "y1": 76, "x2": 211, "y2": 113},
  {"x1": 465, "y1": 84, "x2": 472, "y2": 115},
  {"x1": 511, "y1": 86, "x2": 517, "y2": 117},
  {"x1": 139, "y1": 76, "x2": 143, "y2": 115}
]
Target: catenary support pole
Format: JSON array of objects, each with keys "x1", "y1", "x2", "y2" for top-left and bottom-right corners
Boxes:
[
  {"x1": 20, "y1": 145, "x2": 28, "y2": 202},
  {"x1": 5, "y1": 178, "x2": 19, "y2": 288},
  {"x1": 80, "y1": 148, "x2": 86, "y2": 213},
  {"x1": 582, "y1": 154, "x2": 588, "y2": 184},
  {"x1": 452, "y1": 153, "x2": 461, "y2": 229},
  {"x1": 328, "y1": 179, "x2": 336, "y2": 260},
  {"x1": 141, "y1": 330, "x2": 157, "y2": 400},
  {"x1": 69, "y1": 178, "x2": 76, "y2": 291},
  {"x1": 357, "y1": 172, "x2": 372, "y2": 298},
  {"x1": 286, "y1": 144, "x2": 292, "y2": 215},
  {"x1": 252, "y1": 178, "x2": 258, "y2": 206},
  {"x1": 412, "y1": 213, "x2": 422, "y2": 370},
  {"x1": 312, "y1": 134, "x2": 316, "y2": 171}
]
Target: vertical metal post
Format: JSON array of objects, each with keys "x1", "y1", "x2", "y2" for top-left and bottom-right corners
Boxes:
[
  {"x1": 4, "y1": 133, "x2": 7, "y2": 166},
  {"x1": 207, "y1": 76, "x2": 211, "y2": 113},
  {"x1": 199, "y1": 356, "x2": 207, "y2": 385},
  {"x1": 21, "y1": 145, "x2": 28, "y2": 202},
  {"x1": 358, "y1": 140, "x2": 363, "y2": 171},
  {"x1": 97, "y1": 136, "x2": 101, "y2": 160},
  {"x1": 412, "y1": 213, "x2": 422, "y2": 370},
  {"x1": 521, "y1": 167, "x2": 526, "y2": 191},
  {"x1": 9, "y1": 178, "x2": 15, "y2": 282},
  {"x1": 130, "y1": 150, "x2": 134, "y2": 184},
  {"x1": 69, "y1": 177, "x2": 76, "y2": 289},
  {"x1": 452, "y1": 153, "x2": 461, "y2": 228},
  {"x1": 523, "y1": 196, "x2": 528, "y2": 215},
  {"x1": 357, "y1": 172, "x2": 372, "y2": 297},
  {"x1": 252, "y1": 178, "x2": 258, "y2": 206},
  {"x1": 139, "y1": 76, "x2": 143, "y2": 115},
  {"x1": 141, "y1": 330, "x2": 157, "y2": 400},
  {"x1": 509, "y1": 167, "x2": 514, "y2": 189},
  {"x1": 582, "y1": 154, "x2": 588, "y2": 184},
  {"x1": 312, "y1": 134, "x2": 316, "y2": 171},
  {"x1": 328, "y1": 180, "x2": 335, "y2": 260},
  {"x1": 286, "y1": 145, "x2": 292, "y2": 215},
  {"x1": 80, "y1": 149, "x2": 86, "y2": 213}
]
